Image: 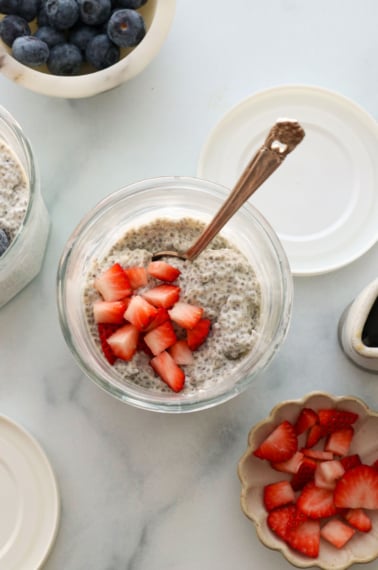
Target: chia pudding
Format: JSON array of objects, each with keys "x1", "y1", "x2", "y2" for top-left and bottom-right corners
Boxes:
[{"x1": 84, "y1": 217, "x2": 262, "y2": 394}]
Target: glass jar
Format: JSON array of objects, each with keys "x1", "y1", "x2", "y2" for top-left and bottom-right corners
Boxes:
[{"x1": 0, "y1": 106, "x2": 50, "y2": 308}]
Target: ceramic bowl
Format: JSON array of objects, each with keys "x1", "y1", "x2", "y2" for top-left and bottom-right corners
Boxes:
[
  {"x1": 0, "y1": 0, "x2": 175, "y2": 98},
  {"x1": 238, "y1": 392, "x2": 378, "y2": 569}
]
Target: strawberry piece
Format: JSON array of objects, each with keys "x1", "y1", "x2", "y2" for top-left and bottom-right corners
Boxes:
[
  {"x1": 144, "y1": 320, "x2": 177, "y2": 356},
  {"x1": 294, "y1": 408, "x2": 319, "y2": 435},
  {"x1": 143, "y1": 307, "x2": 170, "y2": 332},
  {"x1": 297, "y1": 482, "x2": 337, "y2": 519},
  {"x1": 94, "y1": 263, "x2": 132, "y2": 301},
  {"x1": 334, "y1": 465, "x2": 378, "y2": 510},
  {"x1": 318, "y1": 408, "x2": 359, "y2": 434},
  {"x1": 286, "y1": 519, "x2": 320, "y2": 559},
  {"x1": 253, "y1": 421, "x2": 298, "y2": 463},
  {"x1": 106, "y1": 323, "x2": 139, "y2": 361},
  {"x1": 291, "y1": 457, "x2": 317, "y2": 491},
  {"x1": 142, "y1": 284, "x2": 181, "y2": 308},
  {"x1": 320, "y1": 519, "x2": 355, "y2": 549},
  {"x1": 147, "y1": 261, "x2": 181, "y2": 282},
  {"x1": 97, "y1": 323, "x2": 120, "y2": 364},
  {"x1": 325, "y1": 427, "x2": 354, "y2": 456},
  {"x1": 93, "y1": 300, "x2": 128, "y2": 324},
  {"x1": 340, "y1": 454, "x2": 362, "y2": 472},
  {"x1": 272, "y1": 451, "x2": 304, "y2": 474},
  {"x1": 150, "y1": 350, "x2": 185, "y2": 392},
  {"x1": 124, "y1": 295, "x2": 159, "y2": 331},
  {"x1": 168, "y1": 301, "x2": 203, "y2": 329},
  {"x1": 314, "y1": 460, "x2": 345, "y2": 490},
  {"x1": 305, "y1": 424, "x2": 324, "y2": 448},
  {"x1": 263, "y1": 480, "x2": 295, "y2": 511},
  {"x1": 169, "y1": 339, "x2": 194, "y2": 365},
  {"x1": 125, "y1": 266, "x2": 148, "y2": 289},
  {"x1": 267, "y1": 505, "x2": 308, "y2": 541},
  {"x1": 344, "y1": 508, "x2": 372, "y2": 532},
  {"x1": 302, "y1": 449, "x2": 333, "y2": 461},
  {"x1": 186, "y1": 318, "x2": 211, "y2": 350}
]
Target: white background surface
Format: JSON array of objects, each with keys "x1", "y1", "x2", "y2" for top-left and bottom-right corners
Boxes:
[{"x1": 1, "y1": 1, "x2": 378, "y2": 568}]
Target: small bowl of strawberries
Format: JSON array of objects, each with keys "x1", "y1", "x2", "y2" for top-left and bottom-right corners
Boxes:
[{"x1": 238, "y1": 392, "x2": 378, "y2": 569}]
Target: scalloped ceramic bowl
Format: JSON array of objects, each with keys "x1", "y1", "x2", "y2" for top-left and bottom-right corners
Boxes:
[
  {"x1": 0, "y1": 0, "x2": 175, "y2": 98},
  {"x1": 238, "y1": 392, "x2": 378, "y2": 569}
]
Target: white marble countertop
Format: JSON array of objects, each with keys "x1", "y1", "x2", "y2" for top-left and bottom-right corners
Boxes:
[{"x1": 1, "y1": 1, "x2": 378, "y2": 568}]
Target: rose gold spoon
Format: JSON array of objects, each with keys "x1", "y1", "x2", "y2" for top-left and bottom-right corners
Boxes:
[{"x1": 152, "y1": 119, "x2": 305, "y2": 262}]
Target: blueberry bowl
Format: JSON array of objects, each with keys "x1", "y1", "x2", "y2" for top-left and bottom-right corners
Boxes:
[{"x1": 0, "y1": 0, "x2": 175, "y2": 98}]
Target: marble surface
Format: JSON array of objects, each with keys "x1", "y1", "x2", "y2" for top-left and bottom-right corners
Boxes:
[{"x1": 1, "y1": 1, "x2": 378, "y2": 568}]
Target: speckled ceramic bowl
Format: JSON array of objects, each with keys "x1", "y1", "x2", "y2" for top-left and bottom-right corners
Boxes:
[
  {"x1": 0, "y1": 0, "x2": 175, "y2": 98},
  {"x1": 238, "y1": 392, "x2": 378, "y2": 569}
]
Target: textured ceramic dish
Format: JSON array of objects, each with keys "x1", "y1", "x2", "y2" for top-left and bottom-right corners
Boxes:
[
  {"x1": 0, "y1": 0, "x2": 175, "y2": 98},
  {"x1": 238, "y1": 392, "x2": 378, "y2": 569}
]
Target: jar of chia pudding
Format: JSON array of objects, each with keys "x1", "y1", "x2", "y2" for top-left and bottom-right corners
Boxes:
[
  {"x1": 0, "y1": 106, "x2": 49, "y2": 308},
  {"x1": 57, "y1": 177, "x2": 293, "y2": 413}
]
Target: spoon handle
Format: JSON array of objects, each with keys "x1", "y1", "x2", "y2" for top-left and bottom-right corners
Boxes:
[{"x1": 184, "y1": 119, "x2": 305, "y2": 261}]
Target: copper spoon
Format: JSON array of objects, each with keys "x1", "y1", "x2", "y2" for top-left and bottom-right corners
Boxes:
[{"x1": 152, "y1": 119, "x2": 305, "y2": 262}]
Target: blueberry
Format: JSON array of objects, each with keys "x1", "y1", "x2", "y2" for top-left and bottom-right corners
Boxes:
[
  {"x1": 112, "y1": 0, "x2": 146, "y2": 8},
  {"x1": 0, "y1": 15, "x2": 30, "y2": 47},
  {"x1": 36, "y1": 2, "x2": 50, "y2": 26},
  {"x1": 45, "y1": 0, "x2": 79, "y2": 30},
  {"x1": 47, "y1": 42, "x2": 82, "y2": 74},
  {"x1": 17, "y1": 0, "x2": 41, "y2": 21},
  {"x1": 35, "y1": 24, "x2": 65, "y2": 47},
  {"x1": 12, "y1": 35, "x2": 49, "y2": 65},
  {"x1": 85, "y1": 33, "x2": 119, "y2": 69},
  {"x1": 0, "y1": 0, "x2": 19, "y2": 15},
  {"x1": 78, "y1": 0, "x2": 110, "y2": 26},
  {"x1": 0, "y1": 230, "x2": 9, "y2": 257},
  {"x1": 69, "y1": 23, "x2": 98, "y2": 51},
  {"x1": 107, "y1": 8, "x2": 145, "y2": 48}
]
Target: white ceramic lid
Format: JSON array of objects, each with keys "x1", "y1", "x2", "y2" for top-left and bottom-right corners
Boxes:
[
  {"x1": 198, "y1": 85, "x2": 378, "y2": 275},
  {"x1": 0, "y1": 415, "x2": 60, "y2": 570}
]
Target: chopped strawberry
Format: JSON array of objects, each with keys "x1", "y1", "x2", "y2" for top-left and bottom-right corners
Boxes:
[
  {"x1": 305, "y1": 423, "x2": 324, "y2": 448},
  {"x1": 286, "y1": 519, "x2": 320, "y2": 558},
  {"x1": 169, "y1": 339, "x2": 194, "y2": 365},
  {"x1": 302, "y1": 449, "x2": 333, "y2": 461},
  {"x1": 314, "y1": 460, "x2": 345, "y2": 490},
  {"x1": 344, "y1": 508, "x2": 372, "y2": 532},
  {"x1": 334, "y1": 465, "x2": 378, "y2": 510},
  {"x1": 325, "y1": 427, "x2": 354, "y2": 456},
  {"x1": 340, "y1": 454, "x2": 362, "y2": 472},
  {"x1": 144, "y1": 320, "x2": 177, "y2": 356},
  {"x1": 297, "y1": 482, "x2": 337, "y2": 519},
  {"x1": 291, "y1": 457, "x2": 317, "y2": 491},
  {"x1": 93, "y1": 300, "x2": 128, "y2": 324},
  {"x1": 294, "y1": 408, "x2": 319, "y2": 435},
  {"x1": 106, "y1": 323, "x2": 139, "y2": 361},
  {"x1": 267, "y1": 505, "x2": 308, "y2": 542},
  {"x1": 124, "y1": 295, "x2": 159, "y2": 331},
  {"x1": 318, "y1": 408, "x2": 359, "y2": 434},
  {"x1": 320, "y1": 519, "x2": 355, "y2": 549},
  {"x1": 263, "y1": 480, "x2": 296, "y2": 511},
  {"x1": 142, "y1": 284, "x2": 181, "y2": 308},
  {"x1": 143, "y1": 307, "x2": 170, "y2": 332},
  {"x1": 125, "y1": 266, "x2": 148, "y2": 289},
  {"x1": 94, "y1": 263, "x2": 132, "y2": 301},
  {"x1": 272, "y1": 451, "x2": 304, "y2": 474},
  {"x1": 168, "y1": 301, "x2": 203, "y2": 329},
  {"x1": 253, "y1": 421, "x2": 298, "y2": 463},
  {"x1": 147, "y1": 261, "x2": 181, "y2": 282},
  {"x1": 97, "y1": 323, "x2": 120, "y2": 364},
  {"x1": 150, "y1": 350, "x2": 185, "y2": 392},
  {"x1": 186, "y1": 318, "x2": 211, "y2": 350}
]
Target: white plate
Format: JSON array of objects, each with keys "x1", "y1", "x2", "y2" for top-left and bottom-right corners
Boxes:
[
  {"x1": 0, "y1": 415, "x2": 60, "y2": 570},
  {"x1": 198, "y1": 85, "x2": 378, "y2": 275}
]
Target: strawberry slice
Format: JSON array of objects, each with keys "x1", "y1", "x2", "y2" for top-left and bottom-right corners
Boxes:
[
  {"x1": 297, "y1": 482, "x2": 337, "y2": 519},
  {"x1": 294, "y1": 408, "x2": 319, "y2": 435},
  {"x1": 94, "y1": 263, "x2": 132, "y2": 301},
  {"x1": 93, "y1": 300, "x2": 128, "y2": 324},
  {"x1": 318, "y1": 408, "x2": 359, "y2": 434},
  {"x1": 272, "y1": 451, "x2": 304, "y2": 474},
  {"x1": 334, "y1": 465, "x2": 378, "y2": 510},
  {"x1": 320, "y1": 519, "x2": 355, "y2": 549},
  {"x1": 186, "y1": 318, "x2": 211, "y2": 350},
  {"x1": 344, "y1": 508, "x2": 372, "y2": 532},
  {"x1": 147, "y1": 261, "x2": 181, "y2": 282},
  {"x1": 125, "y1": 266, "x2": 148, "y2": 289},
  {"x1": 106, "y1": 323, "x2": 139, "y2": 361},
  {"x1": 305, "y1": 423, "x2": 324, "y2": 448},
  {"x1": 168, "y1": 301, "x2": 203, "y2": 329},
  {"x1": 314, "y1": 460, "x2": 345, "y2": 490},
  {"x1": 291, "y1": 457, "x2": 317, "y2": 491},
  {"x1": 267, "y1": 505, "x2": 308, "y2": 541},
  {"x1": 144, "y1": 320, "x2": 177, "y2": 356},
  {"x1": 142, "y1": 284, "x2": 181, "y2": 308},
  {"x1": 286, "y1": 519, "x2": 320, "y2": 559},
  {"x1": 97, "y1": 323, "x2": 120, "y2": 364},
  {"x1": 340, "y1": 454, "x2": 362, "y2": 472},
  {"x1": 302, "y1": 449, "x2": 334, "y2": 461},
  {"x1": 325, "y1": 427, "x2": 354, "y2": 456},
  {"x1": 124, "y1": 295, "x2": 159, "y2": 331},
  {"x1": 263, "y1": 480, "x2": 295, "y2": 511},
  {"x1": 253, "y1": 421, "x2": 298, "y2": 463},
  {"x1": 150, "y1": 350, "x2": 185, "y2": 392},
  {"x1": 169, "y1": 339, "x2": 194, "y2": 365},
  {"x1": 143, "y1": 307, "x2": 170, "y2": 332}
]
